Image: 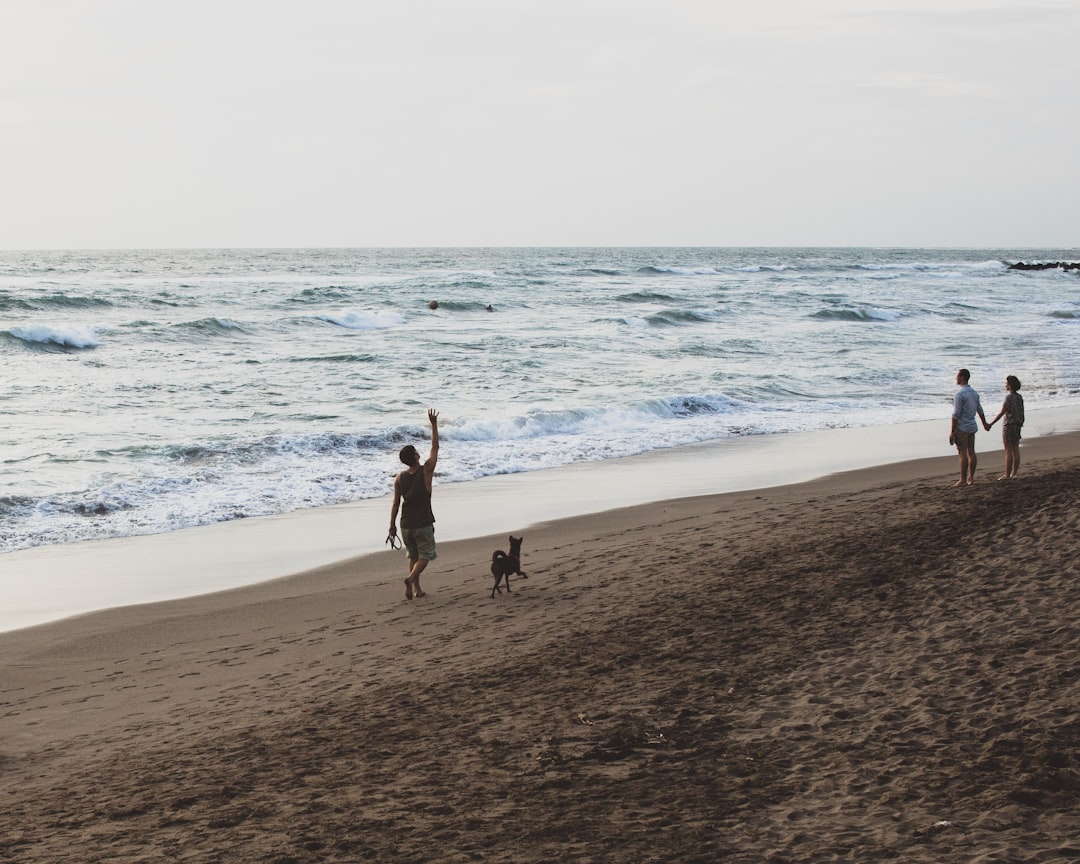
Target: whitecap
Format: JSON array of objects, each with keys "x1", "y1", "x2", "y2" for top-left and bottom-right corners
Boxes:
[
  {"x1": 317, "y1": 309, "x2": 407, "y2": 330},
  {"x1": 812, "y1": 307, "x2": 901, "y2": 322},
  {"x1": 8, "y1": 324, "x2": 100, "y2": 348}
]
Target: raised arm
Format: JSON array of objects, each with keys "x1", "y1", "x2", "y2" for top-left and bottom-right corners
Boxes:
[{"x1": 424, "y1": 409, "x2": 440, "y2": 479}]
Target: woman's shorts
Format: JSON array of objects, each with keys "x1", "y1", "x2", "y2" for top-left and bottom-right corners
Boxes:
[
  {"x1": 402, "y1": 524, "x2": 437, "y2": 561},
  {"x1": 1003, "y1": 424, "x2": 1022, "y2": 443}
]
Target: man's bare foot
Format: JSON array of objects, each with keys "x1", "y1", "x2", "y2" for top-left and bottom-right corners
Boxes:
[
  {"x1": 414, "y1": 590, "x2": 426, "y2": 598},
  {"x1": 404, "y1": 578, "x2": 413, "y2": 600}
]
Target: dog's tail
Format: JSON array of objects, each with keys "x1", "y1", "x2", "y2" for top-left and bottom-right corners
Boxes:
[{"x1": 491, "y1": 550, "x2": 508, "y2": 564}]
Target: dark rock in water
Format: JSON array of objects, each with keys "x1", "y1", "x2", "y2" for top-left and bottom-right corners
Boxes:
[{"x1": 1008, "y1": 261, "x2": 1080, "y2": 272}]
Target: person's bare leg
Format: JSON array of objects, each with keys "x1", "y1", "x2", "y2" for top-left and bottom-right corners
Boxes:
[
  {"x1": 956, "y1": 450, "x2": 970, "y2": 486},
  {"x1": 405, "y1": 557, "x2": 417, "y2": 599},
  {"x1": 409, "y1": 558, "x2": 429, "y2": 597},
  {"x1": 967, "y1": 447, "x2": 977, "y2": 484},
  {"x1": 1009, "y1": 442, "x2": 1021, "y2": 477}
]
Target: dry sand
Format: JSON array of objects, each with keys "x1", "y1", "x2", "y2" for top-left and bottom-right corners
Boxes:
[{"x1": 2, "y1": 434, "x2": 1078, "y2": 862}]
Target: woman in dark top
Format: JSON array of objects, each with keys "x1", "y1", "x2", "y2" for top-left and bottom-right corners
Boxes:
[{"x1": 986, "y1": 375, "x2": 1024, "y2": 479}]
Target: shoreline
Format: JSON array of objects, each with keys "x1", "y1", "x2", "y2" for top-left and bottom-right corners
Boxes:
[{"x1": 3, "y1": 403, "x2": 1080, "y2": 634}]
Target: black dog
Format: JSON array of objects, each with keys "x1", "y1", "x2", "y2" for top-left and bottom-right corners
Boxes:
[{"x1": 490, "y1": 535, "x2": 526, "y2": 597}]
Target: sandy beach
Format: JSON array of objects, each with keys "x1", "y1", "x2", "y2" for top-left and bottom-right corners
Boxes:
[{"x1": 2, "y1": 432, "x2": 1079, "y2": 862}]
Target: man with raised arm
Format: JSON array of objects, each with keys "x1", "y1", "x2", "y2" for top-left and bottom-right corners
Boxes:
[{"x1": 389, "y1": 409, "x2": 440, "y2": 599}]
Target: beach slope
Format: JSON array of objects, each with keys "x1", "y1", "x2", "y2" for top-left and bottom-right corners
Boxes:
[{"x1": 2, "y1": 435, "x2": 1078, "y2": 862}]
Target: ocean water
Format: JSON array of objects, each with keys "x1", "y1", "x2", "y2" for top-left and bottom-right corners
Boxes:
[{"x1": 2, "y1": 247, "x2": 1079, "y2": 556}]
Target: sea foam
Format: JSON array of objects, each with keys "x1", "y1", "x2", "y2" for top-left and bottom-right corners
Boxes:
[{"x1": 8, "y1": 324, "x2": 100, "y2": 348}]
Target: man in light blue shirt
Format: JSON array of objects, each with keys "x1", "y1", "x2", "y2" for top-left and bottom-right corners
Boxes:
[{"x1": 950, "y1": 368, "x2": 988, "y2": 486}]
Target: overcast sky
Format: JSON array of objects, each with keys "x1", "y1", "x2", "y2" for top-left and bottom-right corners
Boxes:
[{"x1": 2, "y1": 1, "x2": 1077, "y2": 249}]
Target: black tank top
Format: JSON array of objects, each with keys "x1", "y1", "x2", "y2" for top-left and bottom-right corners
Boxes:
[{"x1": 399, "y1": 469, "x2": 435, "y2": 529}]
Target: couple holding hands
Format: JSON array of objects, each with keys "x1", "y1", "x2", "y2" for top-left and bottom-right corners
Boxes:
[{"x1": 950, "y1": 369, "x2": 1025, "y2": 486}]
